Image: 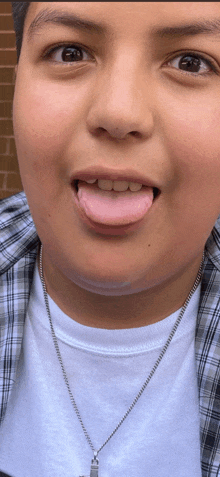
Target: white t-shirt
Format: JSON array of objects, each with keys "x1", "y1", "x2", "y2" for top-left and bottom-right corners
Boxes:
[{"x1": 0, "y1": 258, "x2": 202, "y2": 477}]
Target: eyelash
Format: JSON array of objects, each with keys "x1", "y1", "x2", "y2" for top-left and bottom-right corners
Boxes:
[
  {"x1": 43, "y1": 43, "x2": 218, "y2": 77},
  {"x1": 166, "y1": 50, "x2": 217, "y2": 77},
  {"x1": 44, "y1": 43, "x2": 93, "y2": 64}
]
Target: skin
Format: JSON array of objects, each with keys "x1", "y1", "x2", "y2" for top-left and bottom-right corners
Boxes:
[{"x1": 13, "y1": 2, "x2": 220, "y2": 329}]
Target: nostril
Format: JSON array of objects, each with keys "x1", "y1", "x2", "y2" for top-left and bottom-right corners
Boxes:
[{"x1": 130, "y1": 131, "x2": 141, "y2": 138}]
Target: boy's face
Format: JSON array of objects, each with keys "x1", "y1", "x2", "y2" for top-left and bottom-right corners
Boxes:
[{"x1": 13, "y1": 2, "x2": 220, "y2": 296}]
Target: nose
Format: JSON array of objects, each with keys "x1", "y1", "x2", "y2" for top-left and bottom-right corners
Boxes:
[{"x1": 86, "y1": 52, "x2": 155, "y2": 141}]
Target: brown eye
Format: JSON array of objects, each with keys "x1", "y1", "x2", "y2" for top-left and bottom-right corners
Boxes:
[
  {"x1": 45, "y1": 44, "x2": 92, "y2": 63},
  {"x1": 60, "y1": 46, "x2": 84, "y2": 62},
  {"x1": 178, "y1": 55, "x2": 203, "y2": 73},
  {"x1": 167, "y1": 52, "x2": 215, "y2": 76}
]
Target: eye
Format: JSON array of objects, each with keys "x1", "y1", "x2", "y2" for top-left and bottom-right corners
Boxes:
[
  {"x1": 166, "y1": 52, "x2": 216, "y2": 76},
  {"x1": 44, "y1": 43, "x2": 93, "y2": 64}
]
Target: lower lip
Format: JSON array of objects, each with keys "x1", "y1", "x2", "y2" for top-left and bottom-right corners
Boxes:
[{"x1": 71, "y1": 185, "x2": 155, "y2": 236}]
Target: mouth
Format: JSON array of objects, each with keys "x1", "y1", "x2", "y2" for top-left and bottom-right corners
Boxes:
[
  {"x1": 73, "y1": 178, "x2": 160, "y2": 200},
  {"x1": 71, "y1": 169, "x2": 161, "y2": 234}
]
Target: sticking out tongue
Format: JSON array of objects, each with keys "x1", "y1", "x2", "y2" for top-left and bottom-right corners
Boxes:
[{"x1": 77, "y1": 182, "x2": 154, "y2": 225}]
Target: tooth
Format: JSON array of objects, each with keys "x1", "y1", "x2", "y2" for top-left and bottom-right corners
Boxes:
[
  {"x1": 129, "y1": 182, "x2": 142, "y2": 191},
  {"x1": 98, "y1": 179, "x2": 113, "y2": 190},
  {"x1": 85, "y1": 179, "x2": 97, "y2": 184},
  {"x1": 113, "y1": 181, "x2": 129, "y2": 191}
]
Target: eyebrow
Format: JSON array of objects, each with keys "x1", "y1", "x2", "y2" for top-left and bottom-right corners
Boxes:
[
  {"x1": 27, "y1": 9, "x2": 107, "y2": 41},
  {"x1": 27, "y1": 8, "x2": 220, "y2": 42},
  {"x1": 152, "y1": 19, "x2": 220, "y2": 39}
]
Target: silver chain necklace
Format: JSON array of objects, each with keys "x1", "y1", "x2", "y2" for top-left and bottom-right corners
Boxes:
[{"x1": 39, "y1": 244, "x2": 204, "y2": 477}]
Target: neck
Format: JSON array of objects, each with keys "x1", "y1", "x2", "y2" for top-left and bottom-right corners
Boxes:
[{"x1": 38, "y1": 246, "x2": 203, "y2": 329}]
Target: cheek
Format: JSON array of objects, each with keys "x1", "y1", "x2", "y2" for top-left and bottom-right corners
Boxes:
[
  {"x1": 151, "y1": 87, "x2": 220, "y2": 242},
  {"x1": 163, "y1": 87, "x2": 220, "y2": 166},
  {"x1": 162, "y1": 93, "x2": 220, "y2": 201},
  {"x1": 13, "y1": 76, "x2": 90, "y2": 166}
]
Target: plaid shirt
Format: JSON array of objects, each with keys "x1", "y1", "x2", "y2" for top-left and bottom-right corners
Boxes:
[{"x1": 0, "y1": 191, "x2": 220, "y2": 476}]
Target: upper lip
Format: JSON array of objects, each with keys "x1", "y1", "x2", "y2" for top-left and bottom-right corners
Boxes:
[{"x1": 71, "y1": 166, "x2": 160, "y2": 189}]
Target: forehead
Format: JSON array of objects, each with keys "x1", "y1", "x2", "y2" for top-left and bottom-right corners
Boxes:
[{"x1": 24, "y1": 2, "x2": 220, "y2": 40}]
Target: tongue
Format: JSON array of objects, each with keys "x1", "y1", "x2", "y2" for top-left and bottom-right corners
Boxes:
[{"x1": 77, "y1": 182, "x2": 154, "y2": 225}]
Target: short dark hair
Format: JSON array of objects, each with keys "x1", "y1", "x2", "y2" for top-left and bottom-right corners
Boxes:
[{"x1": 11, "y1": 2, "x2": 30, "y2": 63}]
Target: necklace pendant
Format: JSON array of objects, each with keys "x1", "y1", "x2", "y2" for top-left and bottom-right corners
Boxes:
[{"x1": 90, "y1": 455, "x2": 99, "y2": 477}]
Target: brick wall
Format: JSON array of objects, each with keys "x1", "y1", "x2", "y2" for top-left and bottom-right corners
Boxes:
[{"x1": 0, "y1": 2, "x2": 23, "y2": 200}]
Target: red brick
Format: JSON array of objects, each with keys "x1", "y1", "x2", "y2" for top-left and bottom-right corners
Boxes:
[
  {"x1": 1, "y1": 190, "x2": 24, "y2": 199},
  {"x1": 0, "y1": 4, "x2": 12, "y2": 14},
  {"x1": 0, "y1": 50, "x2": 17, "y2": 66},
  {"x1": 0, "y1": 67, "x2": 14, "y2": 83},
  {"x1": 0, "y1": 155, "x2": 10, "y2": 171},
  {"x1": 9, "y1": 138, "x2": 17, "y2": 156},
  {"x1": 0, "y1": 137, "x2": 7, "y2": 154},
  {"x1": 0, "y1": 190, "x2": 11, "y2": 199},
  {"x1": 0, "y1": 32, "x2": 16, "y2": 48},
  {"x1": 0, "y1": 119, "x2": 14, "y2": 135},
  {"x1": 0, "y1": 102, "x2": 13, "y2": 118},
  {"x1": 0, "y1": 155, "x2": 19, "y2": 172},
  {"x1": 6, "y1": 172, "x2": 23, "y2": 189},
  {"x1": 0, "y1": 172, "x2": 6, "y2": 188},
  {"x1": 0, "y1": 15, "x2": 14, "y2": 31},
  {"x1": 0, "y1": 85, "x2": 14, "y2": 100}
]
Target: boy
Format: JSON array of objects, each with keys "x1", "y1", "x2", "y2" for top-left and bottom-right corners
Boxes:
[{"x1": 0, "y1": 1, "x2": 220, "y2": 475}]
